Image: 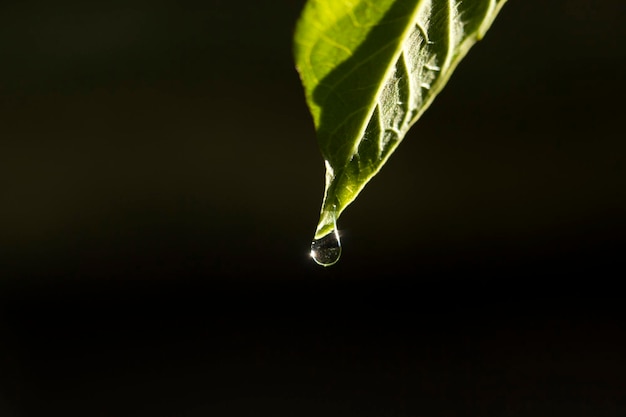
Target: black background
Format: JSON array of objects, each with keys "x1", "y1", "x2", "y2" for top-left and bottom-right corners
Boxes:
[{"x1": 1, "y1": 0, "x2": 625, "y2": 415}]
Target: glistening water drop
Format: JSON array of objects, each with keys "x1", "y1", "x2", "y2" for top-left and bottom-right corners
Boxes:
[{"x1": 310, "y1": 227, "x2": 341, "y2": 267}]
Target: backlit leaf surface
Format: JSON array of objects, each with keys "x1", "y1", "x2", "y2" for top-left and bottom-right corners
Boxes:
[{"x1": 294, "y1": 0, "x2": 508, "y2": 239}]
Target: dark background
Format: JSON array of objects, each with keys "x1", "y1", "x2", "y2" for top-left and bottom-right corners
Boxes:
[{"x1": 1, "y1": 0, "x2": 625, "y2": 415}]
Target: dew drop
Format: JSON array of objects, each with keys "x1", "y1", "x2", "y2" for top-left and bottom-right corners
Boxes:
[{"x1": 310, "y1": 228, "x2": 341, "y2": 267}]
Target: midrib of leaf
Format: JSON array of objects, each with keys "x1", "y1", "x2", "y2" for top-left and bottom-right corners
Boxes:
[
  {"x1": 346, "y1": 4, "x2": 428, "y2": 169},
  {"x1": 294, "y1": 0, "x2": 508, "y2": 239}
]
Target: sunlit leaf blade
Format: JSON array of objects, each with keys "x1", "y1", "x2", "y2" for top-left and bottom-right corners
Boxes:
[{"x1": 294, "y1": 0, "x2": 508, "y2": 239}]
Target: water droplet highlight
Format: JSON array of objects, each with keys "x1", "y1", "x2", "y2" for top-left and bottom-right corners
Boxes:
[{"x1": 310, "y1": 228, "x2": 341, "y2": 267}]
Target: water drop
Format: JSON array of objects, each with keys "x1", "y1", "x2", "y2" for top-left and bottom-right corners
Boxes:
[{"x1": 310, "y1": 228, "x2": 341, "y2": 267}]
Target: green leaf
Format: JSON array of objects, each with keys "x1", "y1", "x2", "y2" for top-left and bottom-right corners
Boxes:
[{"x1": 294, "y1": 0, "x2": 508, "y2": 240}]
